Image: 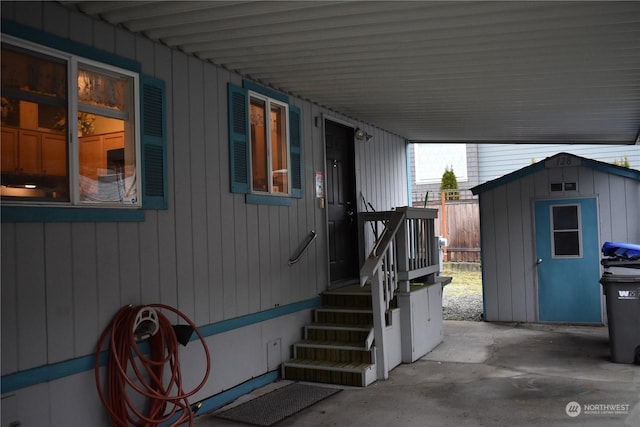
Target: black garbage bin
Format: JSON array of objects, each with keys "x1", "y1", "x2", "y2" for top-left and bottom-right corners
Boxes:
[{"x1": 600, "y1": 242, "x2": 640, "y2": 364}]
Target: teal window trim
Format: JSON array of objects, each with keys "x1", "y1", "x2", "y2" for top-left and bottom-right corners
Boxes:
[
  {"x1": 289, "y1": 105, "x2": 304, "y2": 198},
  {"x1": 243, "y1": 80, "x2": 288, "y2": 103},
  {"x1": 228, "y1": 81, "x2": 303, "y2": 204},
  {"x1": 0, "y1": 296, "x2": 321, "y2": 394},
  {"x1": 228, "y1": 84, "x2": 250, "y2": 194},
  {"x1": 1, "y1": 19, "x2": 141, "y2": 73},
  {"x1": 1, "y1": 206, "x2": 144, "y2": 222},
  {"x1": 140, "y1": 75, "x2": 168, "y2": 209},
  {"x1": 245, "y1": 194, "x2": 292, "y2": 206},
  {"x1": 1, "y1": 26, "x2": 167, "y2": 221}
]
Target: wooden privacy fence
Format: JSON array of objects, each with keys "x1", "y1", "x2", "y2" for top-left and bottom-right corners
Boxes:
[{"x1": 423, "y1": 190, "x2": 480, "y2": 263}]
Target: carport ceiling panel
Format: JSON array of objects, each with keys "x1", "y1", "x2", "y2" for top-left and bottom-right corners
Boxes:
[{"x1": 60, "y1": 1, "x2": 640, "y2": 143}]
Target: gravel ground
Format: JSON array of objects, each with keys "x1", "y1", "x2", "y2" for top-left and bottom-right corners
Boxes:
[{"x1": 442, "y1": 288, "x2": 483, "y2": 321}]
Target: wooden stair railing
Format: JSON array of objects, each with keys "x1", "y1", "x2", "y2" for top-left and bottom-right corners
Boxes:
[
  {"x1": 359, "y1": 209, "x2": 405, "y2": 380},
  {"x1": 284, "y1": 207, "x2": 440, "y2": 387},
  {"x1": 359, "y1": 207, "x2": 440, "y2": 381}
]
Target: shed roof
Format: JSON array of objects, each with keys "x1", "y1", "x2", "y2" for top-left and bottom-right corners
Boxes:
[{"x1": 471, "y1": 152, "x2": 640, "y2": 195}]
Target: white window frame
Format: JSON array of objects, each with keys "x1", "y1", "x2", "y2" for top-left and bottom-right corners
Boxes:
[
  {"x1": 248, "y1": 90, "x2": 290, "y2": 196},
  {"x1": 1, "y1": 35, "x2": 141, "y2": 208},
  {"x1": 550, "y1": 203, "x2": 583, "y2": 259}
]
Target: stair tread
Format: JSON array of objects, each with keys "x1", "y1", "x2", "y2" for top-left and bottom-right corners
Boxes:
[
  {"x1": 306, "y1": 323, "x2": 372, "y2": 330},
  {"x1": 284, "y1": 358, "x2": 373, "y2": 371},
  {"x1": 287, "y1": 290, "x2": 378, "y2": 387},
  {"x1": 322, "y1": 286, "x2": 371, "y2": 296},
  {"x1": 316, "y1": 306, "x2": 373, "y2": 312},
  {"x1": 295, "y1": 339, "x2": 371, "y2": 350}
]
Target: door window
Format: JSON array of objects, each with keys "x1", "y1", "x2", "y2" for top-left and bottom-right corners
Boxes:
[{"x1": 551, "y1": 204, "x2": 581, "y2": 257}]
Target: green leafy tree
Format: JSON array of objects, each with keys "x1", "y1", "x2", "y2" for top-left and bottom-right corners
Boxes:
[{"x1": 440, "y1": 165, "x2": 459, "y2": 200}]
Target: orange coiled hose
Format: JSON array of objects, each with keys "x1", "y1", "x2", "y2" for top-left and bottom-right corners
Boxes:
[{"x1": 95, "y1": 304, "x2": 211, "y2": 427}]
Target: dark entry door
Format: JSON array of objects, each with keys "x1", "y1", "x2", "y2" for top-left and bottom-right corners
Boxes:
[{"x1": 325, "y1": 120, "x2": 359, "y2": 285}]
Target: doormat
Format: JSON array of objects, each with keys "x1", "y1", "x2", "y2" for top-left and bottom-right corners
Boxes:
[{"x1": 214, "y1": 383, "x2": 342, "y2": 426}]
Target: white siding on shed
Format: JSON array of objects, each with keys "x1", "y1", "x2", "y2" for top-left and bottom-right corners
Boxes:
[{"x1": 479, "y1": 162, "x2": 640, "y2": 323}]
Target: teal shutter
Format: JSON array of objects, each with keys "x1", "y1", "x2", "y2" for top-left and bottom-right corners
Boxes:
[
  {"x1": 140, "y1": 75, "x2": 167, "y2": 209},
  {"x1": 289, "y1": 105, "x2": 303, "y2": 198},
  {"x1": 228, "y1": 83, "x2": 250, "y2": 194}
]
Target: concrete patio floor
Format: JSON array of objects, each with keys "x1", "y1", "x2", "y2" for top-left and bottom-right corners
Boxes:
[{"x1": 195, "y1": 320, "x2": 640, "y2": 427}]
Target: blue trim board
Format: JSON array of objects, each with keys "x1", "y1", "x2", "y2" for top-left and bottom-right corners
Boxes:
[
  {"x1": 2, "y1": 19, "x2": 141, "y2": 72},
  {"x1": 198, "y1": 297, "x2": 321, "y2": 337},
  {"x1": 0, "y1": 297, "x2": 322, "y2": 394},
  {"x1": 1, "y1": 348, "x2": 110, "y2": 395},
  {"x1": 1, "y1": 206, "x2": 145, "y2": 222},
  {"x1": 582, "y1": 157, "x2": 640, "y2": 181},
  {"x1": 471, "y1": 161, "x2": 545, "y2": 195},
  {"x1": 197, "y1": 371, "x2": 279, "y2": 416},
  {"x1": 160, "y1": 371, "x2": 280, "y2": 426},
  {"x1": 245, "y1": 194, "x2": 293, "y2": 206},
  {"x1": 472, "y1": 152, "x2": 640, "y2": 195},
  {"x1": 242, "y1": 80, "x2": 289, "y2": 103}
]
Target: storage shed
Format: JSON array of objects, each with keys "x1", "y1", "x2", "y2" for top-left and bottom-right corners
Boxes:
[{"x1": 471, "y1": 152, "x2": 640, "y2": 324}]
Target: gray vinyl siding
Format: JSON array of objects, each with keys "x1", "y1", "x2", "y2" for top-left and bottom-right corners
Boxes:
[
  {"x1": 356, "y1": 126, "x2": 408, "y2": 211},
  {"x1": 479, "y1": 164, "x2": 640, "y2": 323},
  {"x1": 478, "y1": 144, "x2": 640, "y2": 183},
  {"x1": 1, "y1": 2, "x2": 408, "y2": 424}
]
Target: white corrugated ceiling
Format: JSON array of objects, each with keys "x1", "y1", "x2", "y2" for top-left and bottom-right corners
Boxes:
[{"x1": 59, "y1": 1, "x2": 640, "y2": 144}]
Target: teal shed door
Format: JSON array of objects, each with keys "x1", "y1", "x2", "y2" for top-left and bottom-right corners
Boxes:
[{"x1": 534, "y1": 198, "x2": 601, "y2": 323}]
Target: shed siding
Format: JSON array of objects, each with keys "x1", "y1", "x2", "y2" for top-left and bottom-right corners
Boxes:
[
  {"x1": 494, "y1": 186, "x2": 512, "y2": 321},
  {"x1": 480, "y1": 162, "x2": 640, "y2": 323},
  {"x1": 520, "y1": 173, "x2": 537, "y2": 323},
  {"x1": 506, "y1": 180, "x2": 527, "y2": 322},
  {"x1": 479, "y1": 191, "x2": 499, "y2": 320},
  {"x1": 1, "y1": 2, "x2": 408, "y2": 424}
]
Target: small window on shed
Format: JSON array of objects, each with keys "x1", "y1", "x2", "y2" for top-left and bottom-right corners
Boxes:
[{"x1": 550, "y1": 183, "x2": 563, "y2": 192}]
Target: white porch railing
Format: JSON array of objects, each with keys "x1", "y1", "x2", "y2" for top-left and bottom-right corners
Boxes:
[{"x1": 358, "y1": 207, "x2": 439, "y2": 380}]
